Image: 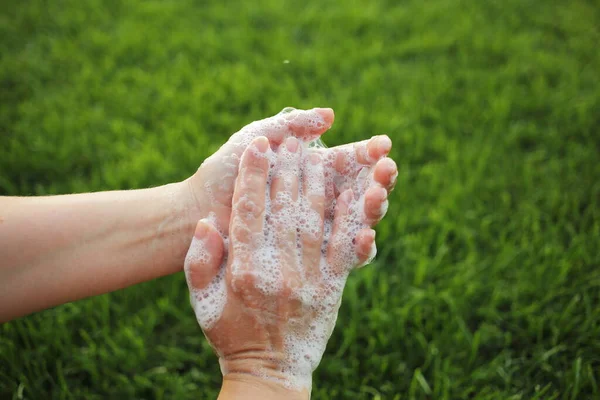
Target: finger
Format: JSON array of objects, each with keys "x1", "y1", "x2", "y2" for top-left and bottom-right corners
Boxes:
[
  {"x1": 301, "y1": 152, "x2": 325, "y2": 281},
  {"x1": 354, "y1": 135, "x2": 392, "y2": 165},
  {"x1": 363, "y1": 186, "x2": 389, "y2": 226},
  {"x1": 270, "y1": 137, "x2": 302, "y2": 278},
  {"x1": 372, "y1": 157, "x2": 398, "y2": 193},
  {"x1": 324, "y1": 135, "x2": 392, "y2": 174},
  {"x1": 185, "y1": 219, "x2": 225, "y2": 290},
  {"x1": 326, "y1": 189, "x2": 355, "y2": 276},
  {"x1": 231, "y1": 136, "x2": 270, "y2": 245},
  {"x1": 270, "y1": 137, "x2": 301, "y2": 207},
  {"x1": 228, "y1": 136, "x2": 270, "y2": 289},
  {"x1": 203, "y1": 108, "x2": 334, "y2": 210},
  {"x1": 318, "y1": 136, "x2": 392, "y2": 200},
  {"x1": 355, "y1": 228, "x2": 377, "y2": 268},
  {"x1": 243, "y1": 107, "x2": 335, "y2": 146},
  {"x1": 184, "y1": 219, "x2": 228, "y2": 331},
  {"x1": 277, "y1": 107, "x2": 335, "y2": 143}
]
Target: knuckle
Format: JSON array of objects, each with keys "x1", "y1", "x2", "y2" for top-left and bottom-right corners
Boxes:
[
  {"x1": 235, "y1": 196, "x2": 265, "y2": 220},
  {"x1": 270, "y1": 191, "x2": 289, "y2": 213},
  {"x1": 241, "y1": 165, "x2": 267, "y2": 186},
  {"x1": 230, "y1": 271, "x2": 257, "y2": 294},
  {"x1": 310, "y1": 195, "x2": 325, "y2": 211},
  {"x1": 231, "y1": 222, "x2": 252, "y2": 243},
  {"x1": 302, "y1": 225, "x2": 323, "y2": 247}
]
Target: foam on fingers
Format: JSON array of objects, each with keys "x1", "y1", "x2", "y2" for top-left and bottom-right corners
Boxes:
[
  {"x1": 355, "y1": 228, "x2": 377, "y2": 268},
  {"x1": 199, "y1": 108, "x2": 334, "y2": 210},
  {"x1": 231, "y1": 137, "x2": 270, "y2": 233},
  {"x1": 253, "y1": 107, "x2": 334, "y2": 145},
  {"x1": 184, "y1": 218, "x2": 227, "y2": 331},
  {"x1": 185, "y1": 121, "x2": 392, "y2": 392},
  {"x1": 373, "y1": 157, "x2": 398, "y2": 192},
  {"x1": 363, "y1": 186, "x2": 389, "y2": 225},
  {"x1": 186, "y1": 219, "x2": 224, "y2": 290}
]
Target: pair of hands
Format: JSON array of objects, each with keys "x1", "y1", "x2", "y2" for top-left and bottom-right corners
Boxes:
[{"x1": 182, "y1": 108, "x2": 397, "y2": 395}]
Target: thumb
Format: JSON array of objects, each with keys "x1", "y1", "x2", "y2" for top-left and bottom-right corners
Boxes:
[
  {"x1": 184, "y1": 219, "x2": 225, "y2": 290},
  {"x1": 237, "y1": 107, "x2": 335, "y2": 147},
  {"x1": 278, "y1": 107, "x2": 335, "y2": 143}
]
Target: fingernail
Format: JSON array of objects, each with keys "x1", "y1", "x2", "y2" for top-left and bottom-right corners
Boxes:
[
  {"x1": 376, "y1": 186, "x2": 387, "y2": 200},
  {"x1": 254, "y1": 136, "x2": 269, "y2": 153},
  {"x1": 377, "y1": 135, "x2": 392, "y2": 154},
  {"x1": 286, "y1": 137, "x2": 299, "y2": 153},
  {"x1": 309, "y1": 152, "x2": 322, "y2": 165},
  {"x1": 194, "y1": 220, "x2": 210, "y2": 240}
]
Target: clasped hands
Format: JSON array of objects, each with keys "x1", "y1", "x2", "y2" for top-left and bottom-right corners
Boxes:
[{"x1": 182, "y1": 108, "x2": 397, "y2": 397}]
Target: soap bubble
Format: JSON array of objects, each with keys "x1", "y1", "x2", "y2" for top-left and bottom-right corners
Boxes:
[{"x1": 185, "y1": 109, "x2": 380, "y2": 392}]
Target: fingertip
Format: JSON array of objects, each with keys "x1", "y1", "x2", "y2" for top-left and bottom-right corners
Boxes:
[
  {"x1": 204, "y1": 221, "x2": 225, "y2": 255},
  {"x1": 194, "y1": 218, "x2": 211, "y2": 240},
  {"x1": 238, "y1": 136, "x2": 270, "y2": 176},
  {"x1": 368, "y1": 135, "x2": 392, "y2": 160},
  {"x1": 379, "y1": 135, "x2": 392, "y2": 154},
  {"x1": 252, "y1": 136, "x2": 269, "y2": 153},
  {"x1": 363, "y1": 185, "x2": 386, "y2": 221},
  {"x1": 356, "y1": 229, "x2": 377, "y2": 267},
  {"x1": 313, "y1": 107, "x2": 335, "y2": 127},
  {"x1": 276, "y1": 108, "x2": 335, "y2": 142},
  {"x1": 193, "y1": 219, "x2": 224, "y2": 255},
  {"x1": 308, "y1": 152, "x2": 322, "y2": 165},
  {"x1": 378, "y1": 156, "x2": 397, "y2": 171},
  {"x1": 285, "y1": 136, "x2": 300, "y2": 153},
  {"x1": 374, "y1": 186, "x2": 388, "y2": 201},
  {"x1": 374, "y1": 157, "x2": 398, "y2": 192},
  {"x1": 366, "y1": 228, "x2": 377, "y2": 248}
]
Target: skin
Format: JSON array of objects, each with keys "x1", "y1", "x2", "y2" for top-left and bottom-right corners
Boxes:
[
  {"x1": 186, "y1": 136, "x2": 396, "y2": 399},
  {"x1": 0, "y1": 108, "x2": 397, "y2": 323}
]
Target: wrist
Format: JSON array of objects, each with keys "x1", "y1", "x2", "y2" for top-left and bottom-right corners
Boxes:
[
  {"x1": 218, "y1": 352, "x2": 313, "y2": 398},
  {"x1": 151, "y1": 181, "x2": 203, "y2": 272},
  {"x1": 219, "y1": 373, "x2": 309, "y2": 400}
]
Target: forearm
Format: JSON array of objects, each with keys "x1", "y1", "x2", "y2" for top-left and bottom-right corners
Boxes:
[{"x1": 0, "y1": 181, "x2": 199, "y2": 322}]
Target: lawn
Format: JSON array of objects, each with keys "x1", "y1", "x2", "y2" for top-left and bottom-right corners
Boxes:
[{"x1": 1, "y1": 0, "x2": 599, "y2": 398}]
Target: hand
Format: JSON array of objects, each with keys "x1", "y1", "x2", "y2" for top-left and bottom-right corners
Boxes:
[
  {"x1": 183, "y1": 108, "x2": 333, "y2": 236},
  {"x1": 184, "y1": 135, "x2": 395, "y2": 395},
  {"x1": 182, "y1": 108, "x2": 397, "y2": 240}
]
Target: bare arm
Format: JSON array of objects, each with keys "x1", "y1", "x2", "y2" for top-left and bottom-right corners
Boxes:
[
  {"x1": 0, "y1": 182, "x2": 199, "y2": 322},
  {"x1": 0, "y1": 108, "x2": 337, "y2": 322},
  {"x1": 0, "y1": 107, "x2": 395, "y2": 329}
]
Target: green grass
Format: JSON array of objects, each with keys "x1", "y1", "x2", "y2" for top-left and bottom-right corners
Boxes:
[{"x1": 1, "y1": 0, "x2": 599, "y2": 398}]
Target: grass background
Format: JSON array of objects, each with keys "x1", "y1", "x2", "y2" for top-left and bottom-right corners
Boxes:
[{"x1": 1, "y1": 0, "x2": 599, "y2": 398}]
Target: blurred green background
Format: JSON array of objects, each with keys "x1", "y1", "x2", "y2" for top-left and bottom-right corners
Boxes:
[{"x1": 1, "y1": 0, "x2": 599, "y2": 398}]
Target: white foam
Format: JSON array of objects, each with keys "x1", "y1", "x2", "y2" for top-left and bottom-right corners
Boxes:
[
  {"x1": 184, "y1": 108, "x2": 382, "y2": 392},
  {"x1": 184, "y1": 225, "x2": 227, "y2": 331}
]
